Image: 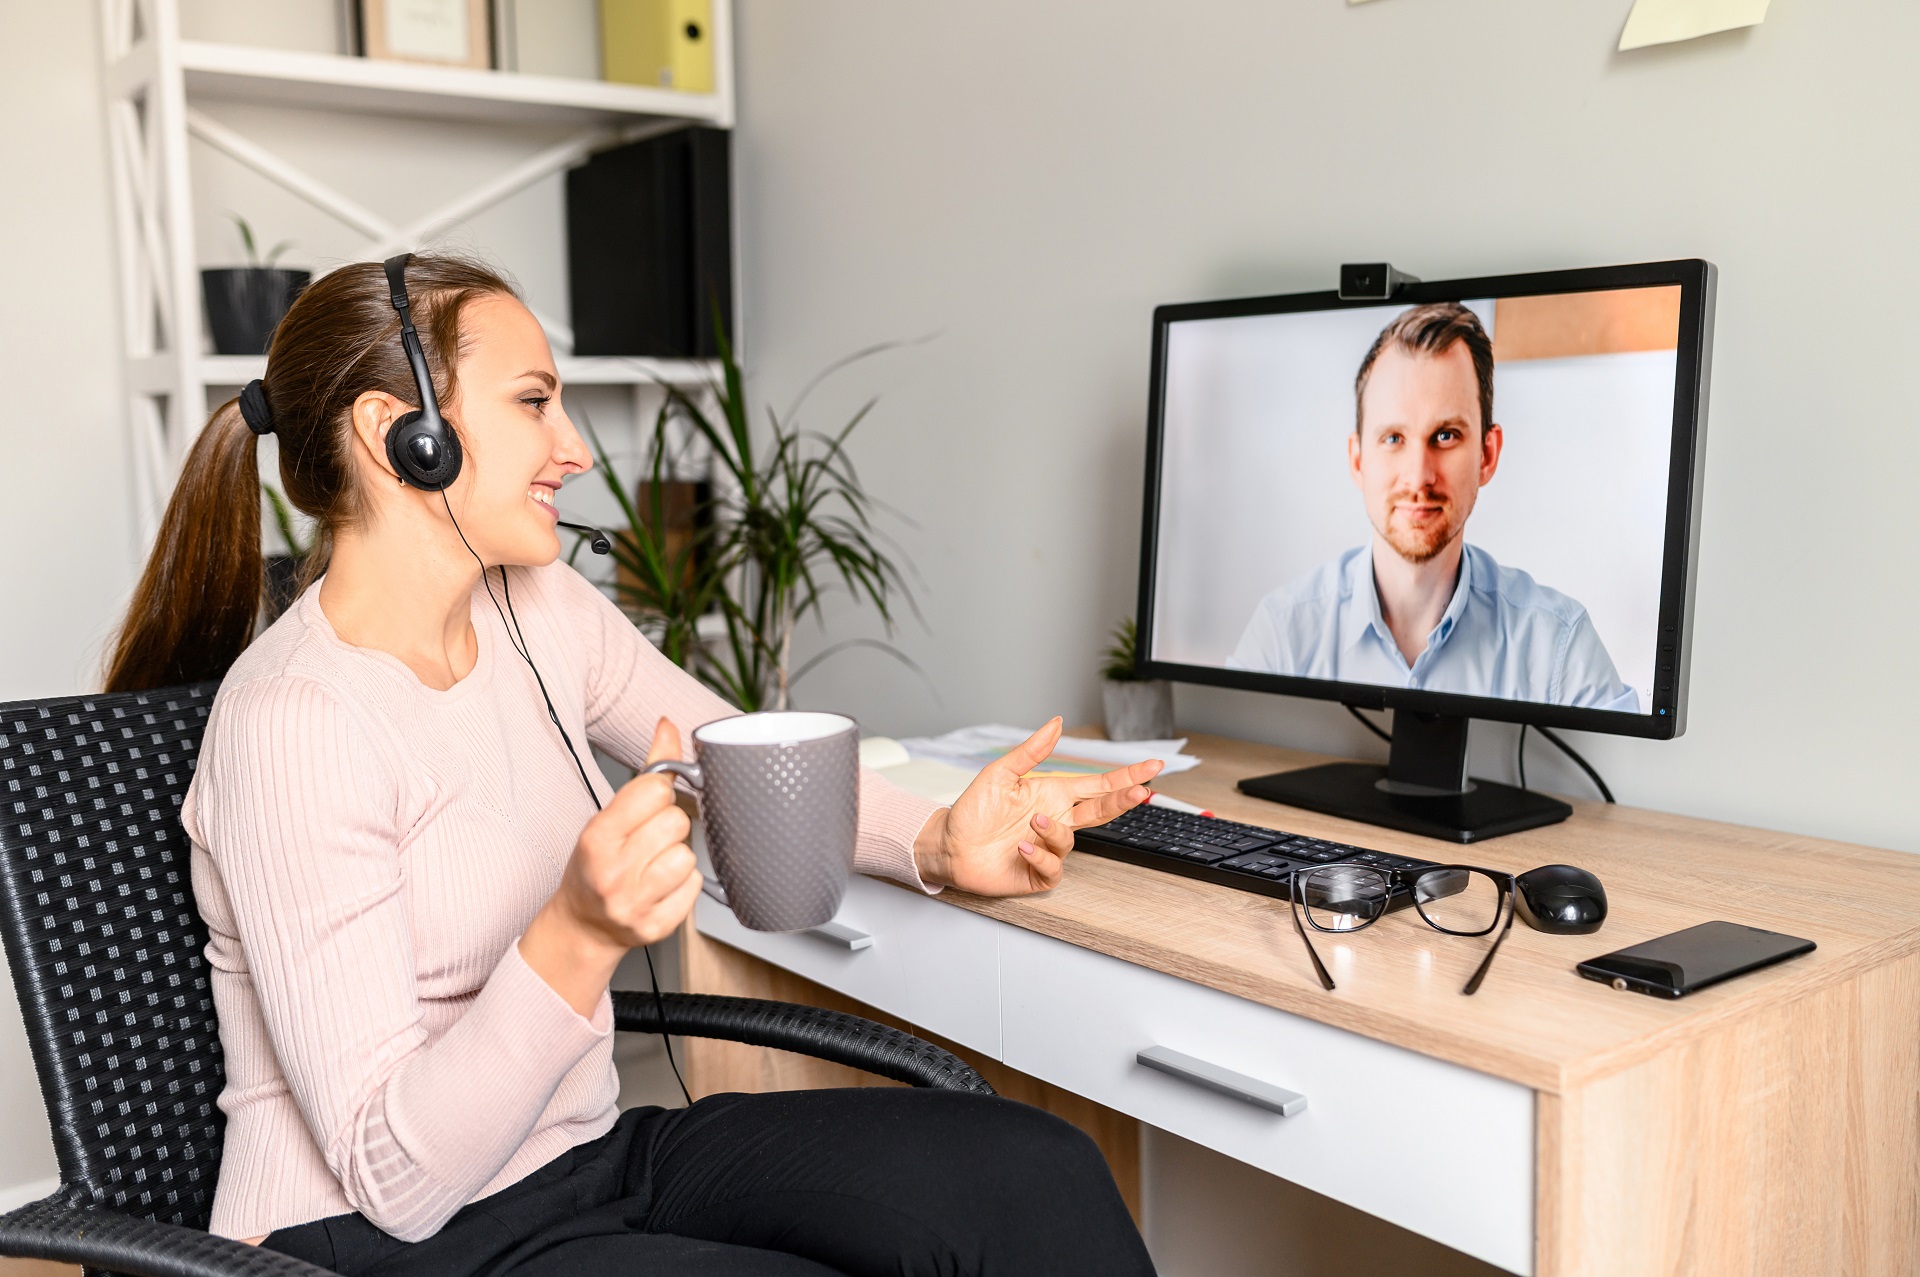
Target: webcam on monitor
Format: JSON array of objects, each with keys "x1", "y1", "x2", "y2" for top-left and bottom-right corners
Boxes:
[{"x1": 1338, "y1": 262, "x2": 1421, "y2": 301}]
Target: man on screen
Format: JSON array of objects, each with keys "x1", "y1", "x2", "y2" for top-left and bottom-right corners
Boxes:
[{"x1": 1227, "y1": 303, "x2": 1639, "y2": 712}]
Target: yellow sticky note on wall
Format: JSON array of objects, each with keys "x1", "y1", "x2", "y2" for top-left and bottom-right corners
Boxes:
[
  {"x1": 1618, "y1": 0, "x2": 1770, "y2": 50},
  {"x1": 602, "y1": 0, "x2": 715, "y2": 93}
]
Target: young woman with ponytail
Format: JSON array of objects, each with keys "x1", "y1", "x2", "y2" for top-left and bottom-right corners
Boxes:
[{"x1": 106, "y1": 254, "x2": 1159, "y2": 1275}]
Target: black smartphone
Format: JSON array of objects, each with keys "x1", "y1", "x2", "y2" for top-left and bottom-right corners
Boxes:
[{"x1": 1577, "y1": 921, "x2": 1815, "y2": 999}]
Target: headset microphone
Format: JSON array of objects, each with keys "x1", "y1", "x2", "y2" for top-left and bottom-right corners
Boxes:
[{"x1": 557, "y1": 520, "x2": 612, "y2": 555}]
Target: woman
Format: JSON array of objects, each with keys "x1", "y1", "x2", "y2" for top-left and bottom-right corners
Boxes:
[{"x1": 104, "y1": 254, "x2": 1160, "y2": 1276}]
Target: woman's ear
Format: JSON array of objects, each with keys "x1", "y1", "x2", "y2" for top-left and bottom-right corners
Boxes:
[{"x1": 349, "y1": 390, "x2": 409, "y2": 482}]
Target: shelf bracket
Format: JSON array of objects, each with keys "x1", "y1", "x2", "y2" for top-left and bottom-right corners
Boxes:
[
  {"x1": 356, "y1": 119, "x2": 679, "y2": 260},
  {"x1": 185, "y1": 107, "x2": 400, "y2": 242}
]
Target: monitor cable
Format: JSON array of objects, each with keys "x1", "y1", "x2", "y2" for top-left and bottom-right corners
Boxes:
[
  {"x1": 1353, "y1": 705, "x2": 1617, "y2": 805},
  {"x1": 1517, "y1": 724, "x2": 1615, "y2": 804},
  {"x1": 443, "y1": 492, "x2": 693, "y2": 1107},
  {"x1": 1345, "y1": 704, "x2": 1393, "y2": 745}
]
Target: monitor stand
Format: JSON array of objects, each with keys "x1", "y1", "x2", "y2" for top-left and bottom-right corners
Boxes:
[{"x1": 1236, "y1": 710, "x2": 1572, "y2": 844}]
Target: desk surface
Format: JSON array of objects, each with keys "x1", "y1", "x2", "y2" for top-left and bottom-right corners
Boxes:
[{"x1": 937, "y1": 731, "x2": 1920, "y2": 1093}]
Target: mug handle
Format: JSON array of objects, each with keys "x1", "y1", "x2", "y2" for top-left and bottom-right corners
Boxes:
[
  {"x1": 642, "y1": 759, "x2": 703, "y2": 789},
  {"x1": 641, "y1": 759, "x2": 725, "y2": 904}
]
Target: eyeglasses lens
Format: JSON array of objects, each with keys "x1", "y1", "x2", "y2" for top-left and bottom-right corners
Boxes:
[
  {"x1": 1412, "y1": 868, "x2": 1502, "y2": 935},
  {"x1": 1302, "y1": 865, "x2": 1390, "y2": 932}
]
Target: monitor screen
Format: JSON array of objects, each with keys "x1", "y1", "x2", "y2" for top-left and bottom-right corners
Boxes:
[{"x1": 1140, "y1": 262, "x2": 1712, "y2": 737}]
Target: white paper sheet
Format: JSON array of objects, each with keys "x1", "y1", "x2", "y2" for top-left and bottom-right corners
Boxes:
[
  {"x1": 868, "y1": 759, "x2": 977, "y2": 805},
  {"x1": 894, "y1": 724, "x2": 1201, "y2": 776}
]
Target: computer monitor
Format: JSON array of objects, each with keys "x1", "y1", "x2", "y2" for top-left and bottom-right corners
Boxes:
[{"x1": 1136, "y1": 260, "x2": 1716, "y2": 841}]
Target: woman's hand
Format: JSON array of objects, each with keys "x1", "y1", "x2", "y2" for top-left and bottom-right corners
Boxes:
[
  {"x1": 520, "y1": 719, "x2": 704, "y2": 1016},
  {"x1": 914, "y1": 717, "x2": 1162, "y2": 896}
]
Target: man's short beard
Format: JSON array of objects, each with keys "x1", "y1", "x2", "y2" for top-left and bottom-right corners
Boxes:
[{"x1": 1382, "y1": 515, "x2": 1458, "y2": 564}]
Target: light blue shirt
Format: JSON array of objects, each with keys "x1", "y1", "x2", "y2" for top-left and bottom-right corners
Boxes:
[{"x1": 1227, "y1": 543, "x2": 1640, "y2": 713}]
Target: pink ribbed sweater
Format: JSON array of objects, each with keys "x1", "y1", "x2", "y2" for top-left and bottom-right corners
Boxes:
[{"x1": 181, "y1": 561, "x2": 939, "y2": 1243}]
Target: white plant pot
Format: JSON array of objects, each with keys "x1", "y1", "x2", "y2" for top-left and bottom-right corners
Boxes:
[{"x1": 1103, "y1": 679, "x2": 1175, "y2": 741}]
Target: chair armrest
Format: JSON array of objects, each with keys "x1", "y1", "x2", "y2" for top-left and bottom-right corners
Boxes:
[
  {"x1": 613, "y1": 990, "x2": 994, "y2": 1095},
  {"x1": 0, "y1": 1193, "x2": 337, "y2": 1277}
]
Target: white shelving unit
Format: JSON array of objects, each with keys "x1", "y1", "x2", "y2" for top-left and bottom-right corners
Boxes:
[
  {"x1": 100, "y1": 0, "x2": 732, "y2": 542},
  {"x1": 177, "y1": 38, "x2": 732, "y2": 127}
]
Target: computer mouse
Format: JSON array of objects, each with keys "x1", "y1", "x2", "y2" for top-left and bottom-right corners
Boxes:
[{"x1": 1514, "y1": 864, "x2": 1608, "y2": 935}]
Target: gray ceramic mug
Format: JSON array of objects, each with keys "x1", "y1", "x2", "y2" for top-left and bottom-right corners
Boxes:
[{"x1": 643, "y1": 711, "x2": 860, "y2": 932}]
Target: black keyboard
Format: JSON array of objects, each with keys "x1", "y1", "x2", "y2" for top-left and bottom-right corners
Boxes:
[{"x1": 1074, "y1": 804, "x2": 1438, "y2": 908}]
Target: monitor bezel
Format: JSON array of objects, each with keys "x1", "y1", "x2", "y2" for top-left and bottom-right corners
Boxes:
[{"x1": 1135, "y1": 258, "x2": 1716, "y2": 742}]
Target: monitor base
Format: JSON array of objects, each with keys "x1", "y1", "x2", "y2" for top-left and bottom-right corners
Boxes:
[{"x1": 1237, "y1": 763, "x2": 1573, "y2": 844}]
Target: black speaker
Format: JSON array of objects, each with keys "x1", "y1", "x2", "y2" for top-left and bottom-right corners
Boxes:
[{"x1": 566, "y1": 125, "x2": 732, "y2": 358}]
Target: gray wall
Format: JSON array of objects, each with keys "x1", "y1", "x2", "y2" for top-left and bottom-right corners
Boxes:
[
  {"x1": 734, "y1": 0, "x2": 1920, "y2": 860},
  {"x1": 0, "y1": 6, "x2": 136, "y2": 701}
]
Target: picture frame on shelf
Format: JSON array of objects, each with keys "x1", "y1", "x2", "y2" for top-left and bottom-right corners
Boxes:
[{"x1": 358, "y1": 0, "x2": 491, "y2": 69}]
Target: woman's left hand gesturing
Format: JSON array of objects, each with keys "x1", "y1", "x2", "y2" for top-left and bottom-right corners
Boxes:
[{"x1": 912, "y1": 717, "x2": 1163, "y2": 896}]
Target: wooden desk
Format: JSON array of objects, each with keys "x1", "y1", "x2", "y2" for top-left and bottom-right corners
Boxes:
[{"x1": 682, "y1": 732, "x2": 1920, "y2": 1277}]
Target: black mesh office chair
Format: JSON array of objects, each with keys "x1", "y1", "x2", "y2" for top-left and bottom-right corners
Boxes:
[{"x1": 0, "y1": 684, "x2": 989, "y2": 1277}]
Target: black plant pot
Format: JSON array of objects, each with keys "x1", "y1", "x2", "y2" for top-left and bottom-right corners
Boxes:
[{"x1": 202, "y1": 267, "x2": 310, "y2": 356}]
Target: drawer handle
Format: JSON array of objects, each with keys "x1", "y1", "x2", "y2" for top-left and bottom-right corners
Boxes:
[
  {"x1": 805, "y1": 921, "x2": 874, "y2": 951},
  {"x1": 1136, "y1": 1046, "x2": 1307, "y2": 1117}
]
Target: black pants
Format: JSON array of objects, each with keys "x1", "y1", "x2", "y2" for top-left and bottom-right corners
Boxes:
[{"x1": 264, "y1": 1088, "x2": 1154, "y2": 1277}]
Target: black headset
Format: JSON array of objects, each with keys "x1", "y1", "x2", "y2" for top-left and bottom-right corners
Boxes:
[
  {"x1": 383, "y1": 253, "x2": 464, "y2": 491},
  {"x1": 382, "y1": 253, "x2": 609, "y2": 559}
]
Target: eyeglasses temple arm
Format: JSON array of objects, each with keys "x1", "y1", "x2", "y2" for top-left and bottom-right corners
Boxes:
[
  {"x1": 1290, "y1": 880, "x2": 1336, "y2": 991},
  {"x1": 1461, "y1": 877, "x2": 1517, "y2": 996}
]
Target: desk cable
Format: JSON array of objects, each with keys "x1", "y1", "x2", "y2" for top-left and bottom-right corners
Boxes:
[
  {"x1": 1347, "y1": 704, "x2": 1616, "y2": 804},
  {"x1": 1518, "y1": 725, "x2": 1615, "y2": 804}
]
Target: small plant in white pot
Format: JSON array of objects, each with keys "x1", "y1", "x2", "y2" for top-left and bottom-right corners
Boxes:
[{"x1": 1101, "y1": 617, "x2": 1174, "y2": 740}]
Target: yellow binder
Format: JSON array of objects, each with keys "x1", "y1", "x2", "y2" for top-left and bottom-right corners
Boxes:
[{"x1": 601, "y1": 0, "x2": 715, "y2": 93}]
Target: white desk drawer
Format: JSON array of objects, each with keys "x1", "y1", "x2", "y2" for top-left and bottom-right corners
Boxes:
[
  {"x1": 695, "y1": 875, "x2": 1002, "y2": 1058},
  {"x1": 1001, "y1": 926, "x2": 1535, "y2": 1275}
]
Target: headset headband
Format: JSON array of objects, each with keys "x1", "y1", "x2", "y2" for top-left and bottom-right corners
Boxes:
[
  {"x1": 384, "y1": 254, "x2": 442, "y2": 426},
  {"x1": 381, "y1": 252, "x2": 461, "y2": 490}
]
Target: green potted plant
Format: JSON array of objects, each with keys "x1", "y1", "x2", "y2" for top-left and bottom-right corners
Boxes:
[
  {"x1": 203, "y1": 214, "x2": 309, "y2": 355},
  {"x1": 1101, "y1": 617, "x2": 1174, "y2": 740},
  {"x1": 580, "y1": 326, "x2": 918, "y2": 711}
]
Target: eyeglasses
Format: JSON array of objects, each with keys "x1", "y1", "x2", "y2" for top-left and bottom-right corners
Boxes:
[{"x1": 1289, "y1": 863, "x2": 1516, "y2": 996}]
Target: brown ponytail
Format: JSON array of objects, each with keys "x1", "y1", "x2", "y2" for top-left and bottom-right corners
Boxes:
[
  {"x1": 102, "y1": 401, "x2": 263, "y2": 691},
  {"x1": 103, "y1": 253, "x2": 516, "y2": 692}
]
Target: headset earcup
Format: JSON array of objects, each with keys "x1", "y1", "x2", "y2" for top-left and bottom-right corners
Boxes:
[{"x1": 386, "y1": 408, "x2": 463, "y2": 492}]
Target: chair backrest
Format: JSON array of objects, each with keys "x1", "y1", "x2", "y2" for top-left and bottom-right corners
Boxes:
[{"x1": 0, "y1": 684, "x2": 225, "y2": 1229}]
